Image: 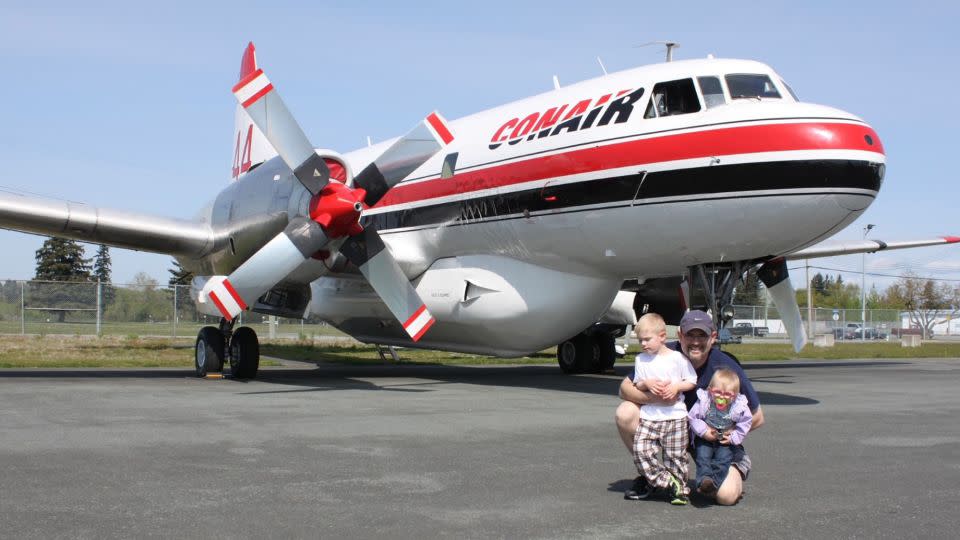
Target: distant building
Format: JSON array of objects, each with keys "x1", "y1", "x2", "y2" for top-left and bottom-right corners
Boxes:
[{"x1": 899, "y1": 311, "x2": 959, "y2": 336}]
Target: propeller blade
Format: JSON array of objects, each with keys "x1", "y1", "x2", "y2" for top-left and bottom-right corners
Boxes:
[
  {"x1": 340, "y1": 227, "x2": 435, "y2": 341},
  {"x1": 204, "y1": 218, "x2": 329, "y2": 321},
  {"x1": 758, "y1": 258, "x2": 808, "y2": 352},
  {"x1": 353, "y1": 112, "x2": 454, "y2": 207},
  {"x1": 232, "y1": 62, "x2": 329, "y2": 194}
]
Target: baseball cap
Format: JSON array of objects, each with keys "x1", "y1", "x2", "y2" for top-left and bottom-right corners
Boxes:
[{"x1": 680, "y1": 310, "x2": 715, "y2": 335}]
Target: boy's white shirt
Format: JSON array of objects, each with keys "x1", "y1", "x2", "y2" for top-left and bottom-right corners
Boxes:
[{"x1": 632, "y1": 348, "x2": 697, "y2": 420}]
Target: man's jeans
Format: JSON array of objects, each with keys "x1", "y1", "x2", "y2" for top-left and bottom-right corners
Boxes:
[{"x1": 693, "y1": 437, "x2": 735, "y2": 488}]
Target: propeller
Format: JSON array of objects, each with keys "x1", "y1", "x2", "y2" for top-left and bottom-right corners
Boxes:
[
  {"x1": 757, "y1": 257, "x2": 808, "y2": 352},
  {"x1": 206, "y1": 46, "x2": 453, "y2": 342}
]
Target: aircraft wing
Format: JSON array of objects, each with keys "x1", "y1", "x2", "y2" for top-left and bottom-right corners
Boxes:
[
  {"x1": 785, "y1": 236, "x2": 960, "y2": 260},
  {"x1": 0, "y1": 190, "x2": 216, "y2": 257}
]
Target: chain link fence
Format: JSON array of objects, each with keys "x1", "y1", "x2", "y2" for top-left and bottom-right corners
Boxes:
[
  {"x1": 0, "y1": 279, "x2": 344, "y2": 339},
  {"x1": 729, "y1": 304, "x2": 916, "y2": 340},
  {"x1": 0, "y1": 280, "x2": 949, "y2": 341}
]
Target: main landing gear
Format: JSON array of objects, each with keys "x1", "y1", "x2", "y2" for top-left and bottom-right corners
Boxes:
[
  {"x1": 194, "y1": 318, "x2": 260, "y2": 379},
  {"x1": 556, "y1": 324, "x2": 624, "y2": 374}
]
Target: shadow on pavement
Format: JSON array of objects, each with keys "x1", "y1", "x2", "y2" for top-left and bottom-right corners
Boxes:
[{"x1": 0, "y1": 362, "x2": 838, "y2": 405}]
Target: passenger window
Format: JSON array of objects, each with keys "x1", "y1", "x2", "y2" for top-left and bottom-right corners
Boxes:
[
  {"x1": 697, "y1": 76, "x2": 725, "y2": 108},
  {"x1": 726, "y1": 74, "x2": 781, "y2": 99},
  {"x1": 643, "y1": 78, "x2": 702, "y2": 118}
]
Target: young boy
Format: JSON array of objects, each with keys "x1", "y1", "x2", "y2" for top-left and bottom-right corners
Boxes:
[
  {"x1": 631, "y1": 312, "x2": 697, "y2": 505},
  {"x1": 688, "y1": 368, "x2": 753, "y2": 497}
]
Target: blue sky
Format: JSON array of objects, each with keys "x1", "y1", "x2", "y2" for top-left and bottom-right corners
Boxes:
[{"x1": 1, "y1": 0, "x2": 958, "y2": 292}]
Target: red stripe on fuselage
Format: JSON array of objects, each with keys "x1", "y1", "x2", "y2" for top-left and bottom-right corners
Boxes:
[{"x1": 376, "y1": 122, "x2": 883, "y2": 209}]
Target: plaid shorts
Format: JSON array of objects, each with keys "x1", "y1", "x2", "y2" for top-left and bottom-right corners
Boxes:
[{"x1": 632, "y1": 417, "x2": 689, "y2": 493}]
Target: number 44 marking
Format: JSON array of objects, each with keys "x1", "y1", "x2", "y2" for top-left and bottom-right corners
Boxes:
[{"x1": 232, "y1": 124, "x2": 254, "y2": 179}]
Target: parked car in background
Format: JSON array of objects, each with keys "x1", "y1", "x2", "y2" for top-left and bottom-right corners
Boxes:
[
  {"x1": 718, "y1": 328, "x2": 742, "y2": 345},
  {"x1": 729, "y1": 322, "x2": 769, "y2": 337},
  {"x1": 846, "y1": 327, "x2": 887, "y2": 340}
]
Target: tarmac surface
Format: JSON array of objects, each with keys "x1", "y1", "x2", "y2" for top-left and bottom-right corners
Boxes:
[{"x1": 1, "y1": 357, "x2": 958, "y2": 539}]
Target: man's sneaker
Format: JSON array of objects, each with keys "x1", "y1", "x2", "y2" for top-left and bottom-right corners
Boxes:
[
  {"x1": 697, "y1": 477, "x2": 717, "y2": 496},
  {"x1": 668, "y1": 473, "x2": 689, "y2": 505},
  {"x1": 624, "y1": 476, "x2": 652, "y2": 500}
]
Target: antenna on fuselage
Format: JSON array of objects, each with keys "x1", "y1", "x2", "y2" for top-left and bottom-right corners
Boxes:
[
  {"x1": 552, "y1": 75, "x2": 560, "y2": 90},
  {"x1": 636, "y1": 40, "x2": 680, "y2": 62},
  {"x1": 597, "y1": 56, "x2": 608, "y2": 75}
]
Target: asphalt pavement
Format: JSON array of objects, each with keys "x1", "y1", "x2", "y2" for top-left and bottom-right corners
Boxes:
[{"x1": 0, "y1": 357, "x2": 958, "y2": 539}]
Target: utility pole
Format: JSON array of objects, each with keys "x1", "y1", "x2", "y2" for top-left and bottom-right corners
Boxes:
[
  {"x1": 861, "y1": 223, "x2": 875, "y2": 342},
  {"x1": 806, "y1": 260, "x2": 813, "y2": 338}
]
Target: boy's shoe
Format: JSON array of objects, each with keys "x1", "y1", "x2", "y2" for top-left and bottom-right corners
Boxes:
[
  {"x1": 667, "y1": 474, "x2": 689, "y2": 505},
  {"x1": 697, "y1": 477, "x2": 717, "y2": 496},
  {"x1": 624, "y1": 476, "x2": 652, "y2": 500}
]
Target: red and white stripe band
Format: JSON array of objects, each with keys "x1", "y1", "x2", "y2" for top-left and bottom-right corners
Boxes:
[
  {"x1": 403, "y1": 305, "x2": 435, "y2": 342},
  {"x1": 425, "y1": 112, "x2": 454, "y2": 145},
  {"x1": 207, "y1": 277, "x2": 248, "y2": 321},
  {"x1": 232, "y1": 68, "x2": 274, "y2": 109}
]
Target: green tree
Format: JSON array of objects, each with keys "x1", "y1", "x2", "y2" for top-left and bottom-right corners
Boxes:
[
  {"x1": 34, "y1": 237, "x2": 91, "y2": 281},
  {"x1": 31, "y1": 237, "x2": 93, "y2": 322},
  {"x1": 884, "y1": 274, "x2": 960, "y2": 338},
  {"x1": 168, "y1": 259, "x2": 196, "y2": 322},
  {"x1": 733, "y1": 269, "x2": 763, "y2": 305},
  {"x1": 92, "y1": 244, "x2": 115, "y2": 314},
  {"x1": 105, "y1": 272, "x2": 172, "y2": 323}
]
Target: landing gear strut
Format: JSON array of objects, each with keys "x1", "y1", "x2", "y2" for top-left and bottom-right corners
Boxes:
[
  {"x1": 689, "y1": 261, "x2": 752, "y2": 331},
  {"x1": 194, "y1": 318, "x2": 260, "y2": 379}
]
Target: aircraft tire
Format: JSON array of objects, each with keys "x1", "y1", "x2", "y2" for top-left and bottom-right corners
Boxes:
[
  {"x1": 557, "y1": 339, "x2": 580, "y2": 374},
  {"x1": 598, "y1": 335, "x2": 617, "y2": 372},
  {"x1": 195, "y1": 326, "x2": 224, "y2": 377},
  {"x1": 230, "y1": 326, "x2": 260, "y2": 380},
  {"x1": 557, "y1": 334, "x2": 600, "y2": 374}
]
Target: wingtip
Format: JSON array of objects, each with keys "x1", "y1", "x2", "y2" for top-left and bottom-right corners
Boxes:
[
  {"x1": 239, "y1": 42, "x2": 258, "y2": 83},
  {"x1": 944, "y1": 236, "x2": 960, "y2": 244}
]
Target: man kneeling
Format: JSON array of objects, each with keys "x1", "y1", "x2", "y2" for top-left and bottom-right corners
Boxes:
[{"x1": 614, "y1": 310, "x2": 765, "y2": 505}]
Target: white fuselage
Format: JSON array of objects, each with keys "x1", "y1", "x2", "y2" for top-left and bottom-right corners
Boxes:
[{"x1": 207, "y1": 58, "x2": 885, "y2": 355}]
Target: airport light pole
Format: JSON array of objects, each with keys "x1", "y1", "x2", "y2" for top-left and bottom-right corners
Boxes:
[{"x1": 861, "y1": 223, "x2": 875, "y2": 342}]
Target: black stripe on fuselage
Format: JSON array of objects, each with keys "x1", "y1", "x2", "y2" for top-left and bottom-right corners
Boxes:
[{"x1": 364, "y1": 159, "x2": 883, "y2": 233}]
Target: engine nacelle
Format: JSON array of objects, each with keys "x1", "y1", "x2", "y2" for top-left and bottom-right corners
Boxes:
[{"x1": 309, "y1": 255, "x2": 623, "y2": 357}]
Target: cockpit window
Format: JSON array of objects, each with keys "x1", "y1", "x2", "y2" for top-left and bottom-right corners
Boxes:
[
  {"x1": 644, "y1": 78, "x2": 702, "y2": 118},
  {"x1": 697, "y1": 76, "x2": 725, "y2": 108},
  {"x1": 725, "y1": 74, "x2": 781, "y2": 99},
  {"x1": 779, "y1": 78, "x2": 799, "y2": 101}
]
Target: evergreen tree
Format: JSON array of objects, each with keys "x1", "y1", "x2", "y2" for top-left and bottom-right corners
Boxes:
[
  {"x1": 92, "y1": 244, "x2": 115, "y2": 313},
  {"x1": 34, "y1": 237, "x2": 91, "y2": 281},
  {"x1": 811, "y1": 273, "x2": 826, "y2": 294},
  {"x1": 93, "y1": 244, "x2": 112, "y2": 283},
  {"x1": 32, "y1": 237, "x2": 93, "y2": 322},
  {"x1": 733, "y1": 269, "x2": 762, "y2": 305},
  {"x1": 168, "y1": 259, "x2": 193, "y2": 286}
]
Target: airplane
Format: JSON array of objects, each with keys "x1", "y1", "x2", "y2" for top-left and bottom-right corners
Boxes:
[{"x1": 1, "y1": 43, "x2": 956, "y2": 378}]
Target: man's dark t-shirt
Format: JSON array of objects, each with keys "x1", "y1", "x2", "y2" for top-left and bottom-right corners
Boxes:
[{"x1": 628, "y1": 342, "x2": 761, "y2": 413}]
